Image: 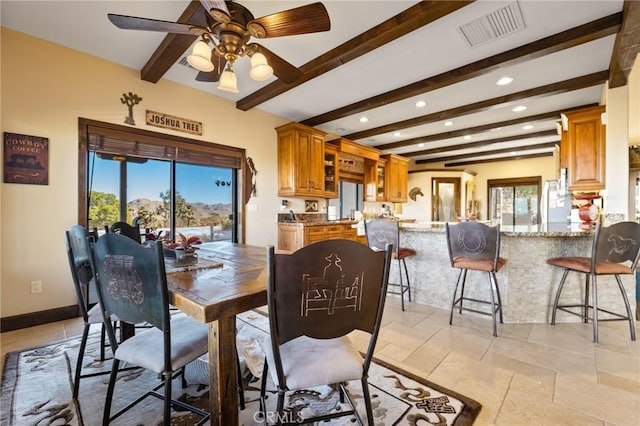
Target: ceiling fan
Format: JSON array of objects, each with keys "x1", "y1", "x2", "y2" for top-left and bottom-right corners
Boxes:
[{"x1": 108, "y1": 0, "x2": 331, "y2": 93}]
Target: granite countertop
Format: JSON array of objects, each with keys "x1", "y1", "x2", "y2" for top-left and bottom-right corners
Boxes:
[
  {"x1": 400, "y1": 221, "x2": 595, "y2": 237},
  {"x1": 278, "y1": 220, "x2": 359, "y2": 227}
]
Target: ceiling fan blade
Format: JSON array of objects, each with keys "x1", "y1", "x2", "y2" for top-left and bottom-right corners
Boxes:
[
  {"x1": 195, "y1": 49, "x2": 226, "y2": 82},
  {"x1": 251, "y1": 43, "x2": 302, "y2": 84},
  {"x1": 200, "y1": 0, "x2": 232, "y2": 23},
  {"x1": 107, "y1": 14, "x2": 208, "y2": 36},
  {"x1": 247, "y1": 3, "x2": 330, "y2": 38}
]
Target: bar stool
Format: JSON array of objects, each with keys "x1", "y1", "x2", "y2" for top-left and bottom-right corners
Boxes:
[
  {"x1": 445, "y1": 221, "x2": 506, "y2": 337},
  {"x1": 365, "y1": 218, "x2": 415, "y2": 311},
  {"x1": 548, "y1": 221, "x2": 639, "y2": 343}
]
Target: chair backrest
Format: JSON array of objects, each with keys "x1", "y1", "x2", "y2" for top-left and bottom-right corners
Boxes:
[
  {"x1": 65, "y1": 225, "x2": 95, "y2": 321},
  {"x1": 446, "y1": 221, "x2": 501, "y2": 269},
  {"x1": 89, "y1": 234, "x2": 169, "y2": 348},
  {"x1": 364, "y1": 218, "x2": 400, "y2": 255},
  {"x1": 266, "y1": 239, "x2": 392, "y2": 378},
  {"x1": 108, "y1": 221, "x2": 142, "y2": 244},
  {"x1": 591, "y1": 221, "x2": 640, "y2": 271}
]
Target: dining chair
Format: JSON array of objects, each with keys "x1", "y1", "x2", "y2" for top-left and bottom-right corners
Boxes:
[
  {"x1": 260, "y1": 239, "x2": 392, "y2": 425},
  {"x1": 65, "y1": 225, "x2": 112, "y2": 398},
  {"x1": 88, "y1": 233, "x2": 210, "y2": 425},
  {"x1": 106, "y1": 221, "x2": 142, "y2": 243},
  {"x1": 548, "y1": 221, "x2": 639, "y2": 343},
  {"x1": 364, "y1": 217, "x2": 416, "y2": 311},
  {"x1": 445, "y1": 221, "x2": 506, "y2": 337}
]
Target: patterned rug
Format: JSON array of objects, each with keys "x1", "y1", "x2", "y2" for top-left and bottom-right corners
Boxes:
[{"x1": 1, "y1": 312, "x2": 480, "y2": 425}]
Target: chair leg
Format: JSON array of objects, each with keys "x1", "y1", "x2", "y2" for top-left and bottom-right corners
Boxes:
[
  {"x1": 491, "y1": 272, "x2": 504, "y2": 324},
  {"x1": 276, "y1": 389, "x2": 286, "y2": 426},
  {"x1": 449, "y1": 269, "x2": 464, "y2": 325},
  {"x1": 551, "y1": 269, "x2": 570, "y2": 325},
  {"x1": 397, "y1": 258, "x2": 405, "y2": 312},
  {"x1": 73, "y1": 323, "x2": 91, "y2": 399},
  {"x1": 459, "y1": 270, "x2": 468, "y2": 314},
  {"x1": 402, "y1": 258, "x2": 412, "y2": 302},
  {"x1": 237, "y1": 351, "x2": 246, "y2": 410},
  {"x1": 614, "y1": 274, "x2": 637, "y2": 341},
  {"x1": 99, "y1": 323, "x2": 107, "y2": 361},
  {"x1": 487, "y1": 272, "x2": 498, "y2": 337},
  {"x1": 259, "y1": 361, "x2": 268, "y2": 420},
  {"x1": 592, "y1": 274, "x2": 599, "y2": 344},
  {"x1": 163, "y1": 372, "x2": 172, "y2": 425},
  {"x1": 361, "y1": 377, "x2": 374, "y2": 426},
  {"x1": 583, "y1": 273, "x2": 590, "y2": 324},
  {"x1": 103, "y1": 359, "x2": 120, "y2": 425}
]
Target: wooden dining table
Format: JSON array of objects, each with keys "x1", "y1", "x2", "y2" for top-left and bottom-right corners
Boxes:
[{"x1": 165, "y1": 241, "x2": 268, "y2": 426}]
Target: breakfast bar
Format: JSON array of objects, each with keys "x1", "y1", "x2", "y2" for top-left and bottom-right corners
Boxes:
[{"x1": 398, "y1": 222, "x2": 636, "y2": 324}]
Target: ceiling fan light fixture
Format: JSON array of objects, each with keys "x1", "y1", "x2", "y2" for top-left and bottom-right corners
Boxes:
[
  {"x1": 187, "y1": 41, "x2": 214, "y2": 72},
  {"x1": 218, "y1": 64, "x2": 239, "y2": 93},
  {"x1": 249, "y1": 53, "x2": 274, "y2": 81}
]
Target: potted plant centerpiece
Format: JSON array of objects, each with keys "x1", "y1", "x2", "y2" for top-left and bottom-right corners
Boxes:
[{"x1": 161, "y1": 233, "x2": 203, "y2": 266}]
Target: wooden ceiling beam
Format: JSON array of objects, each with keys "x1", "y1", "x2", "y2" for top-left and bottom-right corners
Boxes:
[
  {"x1": 608, "y1": 1, "x2": 640, "y2": 88},
  {"x1": 416, "y1": 142, "x2": 557, "y2": 164},
  {"x1": 235, "y1": 1, "x2": 474, "y2": 111},
  {"x1": 346, "y1": 72, "x2": 608, "y2": 141},
  {"x1": 374, "y1": 103, "x2": 596, "y2": 151},
  {"x1": 303, "y1": 12, "x2": 621, "y2": 126},
  {"x1": 444, "y1": 152, "x2": 553, "y2": 167},
  {"x1": 140, "y1": 1, "x2": 207, "y2": 83},
  {"x1": 405, "y1": 130, "x2": 557, "y2": 158}
]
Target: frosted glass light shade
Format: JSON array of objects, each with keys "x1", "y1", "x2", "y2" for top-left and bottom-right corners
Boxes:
[
  {"x1": 249, "y1": 53, "x2": 273, "y2": 81},
  {"x1": 187, "y1": 41, "x2": 214, "y2": 72},
  {"x1": 217, "y1": 69, "x2": 239, "y2": 93}
]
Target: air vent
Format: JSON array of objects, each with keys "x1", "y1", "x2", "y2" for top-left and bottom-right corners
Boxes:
[{"x1": 458, "y1": 2, "x2": 525, "y2": 48}]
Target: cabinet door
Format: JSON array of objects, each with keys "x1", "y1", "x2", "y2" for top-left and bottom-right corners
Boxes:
[
  {"x1": 364, "y1": 159, "x2": 378, "y2": 202},
  {"x1": 323, "y1": 145, "x2": 339, "y2": 198},
  {"x1": 304, "y1": 226, "x2": 326, "y2": 245},
  {"x1": 387, "y1": 156, "x2": 408, "y2": 202},
  {"x1": 277, "y1": 225, "x2": 302, "y2": 253},
  {"x1": 565, "y1": 106, "x2": 605, "y2": 191}
]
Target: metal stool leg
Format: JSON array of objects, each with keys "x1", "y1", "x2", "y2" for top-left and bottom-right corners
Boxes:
[
  {"x1": 397, "y1": 258, "x2": 405, "y2": 311},
  {"x1": 449, "y1": 269, "x2": 464, "y2": 325},
  {"x1": 551, "y1": 269, "x2": 570, "y2": 325},
  {"x1": 402, "y1": 258, "x2": 412, "y2": 302},
  {"x1": 459, "y1": 270, "x2": 468, "y2": 314},
  {"x1": 583, "y1": 273, "x2": 590, "y2": 324},
  {"x1": 491, "y1": 271, "x2": 503, "y2": 324},
  {"x1": 614, "y1": 274, "x2": 637, "y2": 341},
  {"x1": 592, "y1": 274, "x2": 599, "y2": 344},
  {"x1": 487, "y1": 272, "x2": 498, "y2": 337}
]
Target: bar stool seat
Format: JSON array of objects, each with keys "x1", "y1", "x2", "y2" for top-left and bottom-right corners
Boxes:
[
  {"x1": 446, "y1": 221, "x2": 506, "y2": 337},
  {"x1": 548, "y1": 221, "x2": 639, "y2": 343}
]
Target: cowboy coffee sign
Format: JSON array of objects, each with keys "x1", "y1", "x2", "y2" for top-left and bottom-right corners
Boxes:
[
  {"x1": 146, "y1": 110, "x2": 202, "y2": 135},
  {"x1": 3, "y1": 132, "x2": 49, "y2": 185}
]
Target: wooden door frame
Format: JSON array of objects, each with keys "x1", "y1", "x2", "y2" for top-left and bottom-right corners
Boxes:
[{"x1": 431, "y1": 177, "x2": 461, "y2": 221}]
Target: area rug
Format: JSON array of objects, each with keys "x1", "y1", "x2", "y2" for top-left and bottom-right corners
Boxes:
[{"x1": 1, "y1": 312, "x2": 481, "y2": 425}]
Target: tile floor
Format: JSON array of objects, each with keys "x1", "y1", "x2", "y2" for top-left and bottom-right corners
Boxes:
[{"x1": 2, "y1": 298, "x2": 639, "y2": 425}]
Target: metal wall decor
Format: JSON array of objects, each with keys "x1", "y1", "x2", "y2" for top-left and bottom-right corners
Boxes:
[{"x1": 121, "y1": 92, "x2": 142, "y2": 125}]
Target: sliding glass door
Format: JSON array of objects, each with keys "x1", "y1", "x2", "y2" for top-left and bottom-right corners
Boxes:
[{"x1": 488, "y1": 177, "x2": 541, "y2": 226}]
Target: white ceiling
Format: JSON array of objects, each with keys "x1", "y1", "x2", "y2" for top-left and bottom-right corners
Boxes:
[{"x1": 1, "y1": 0, "x2": 626, "y2": 165}]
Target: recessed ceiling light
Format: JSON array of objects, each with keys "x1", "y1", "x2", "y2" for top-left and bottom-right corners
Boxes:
[
  {"x1": 444, "y1": 121, "x2": 454, "y2": 127},
  {"x1": 512, "y1": 105, "x2": 527, "y2": 112},
  {"x1": 359, "y1": 116, "x2": 368, "y2": 123},
  {"x1": 416, "y1": 100, "x2": 426, "y2": 108},
  {"x1": 393, "y1": 132, "x2": 402, "y2": 137},
  {"x1": 463, "y1": 135, "x2": 472, "y2": 140},
  {"x1": 367, "y1": 138, "x2": 376, "y2": 143},
  {"x1": 496, "y1": 76, "x2": 514, "y2": 86},
  {"x1": 335, "y1": 127, "x2": 346, "y2": 132},
  {"x1": 418, "y1": 143, "x2": 424, "y2": 147},
  {"x1": 522, "y1": 124, "x2": 534, "y2": 130}
]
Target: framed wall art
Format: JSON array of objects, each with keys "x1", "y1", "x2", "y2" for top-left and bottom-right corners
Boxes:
[{"x1": 3, "y1": 132, "x2": 49, "y2": 185}]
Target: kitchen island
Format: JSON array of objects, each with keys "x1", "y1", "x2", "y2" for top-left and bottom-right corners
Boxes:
[{"x1": 398, "y1": 222, "x2": 636, "y2": 324}]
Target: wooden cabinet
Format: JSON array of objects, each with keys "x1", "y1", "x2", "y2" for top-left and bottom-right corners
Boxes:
[
  {"x1": 323, "y1": 144, "x2": 339, "y2": 198},
  {"x1": 561, "y1": 105, "x2": 606, "y2": 192},
  {"x1": 277, "y1": 223, "x2": 362, "y2": 253},
  {"x1": 276, "y1": 122, "x2": 327, "y2": 197},
  {"x1": 383, "y1": 154, "x2": 409, "y2": 202},
  {"x1": 364, "y1": 158, "x2": 387, "y2": 202}
]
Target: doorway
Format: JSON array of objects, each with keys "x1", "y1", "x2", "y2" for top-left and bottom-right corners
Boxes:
[
  {"x1": 432, "y1": 177, "x2": 461, "y2": 222},
  {"x1": 488, "y1": 176, "x2": 541, "y2": 226}
]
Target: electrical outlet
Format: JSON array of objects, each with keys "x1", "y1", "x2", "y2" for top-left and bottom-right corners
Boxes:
[{"x1": 30, "y1": 280, "x2": 42, "y2": 294}]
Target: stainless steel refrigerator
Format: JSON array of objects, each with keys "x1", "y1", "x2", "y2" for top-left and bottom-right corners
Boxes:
[{"x1": 540, "y1": 180, "x2": 572, "y2": 224}]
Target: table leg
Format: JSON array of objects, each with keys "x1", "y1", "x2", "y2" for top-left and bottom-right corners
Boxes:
[{"x1": 208, "y1": 316, "x2": 239, "y2": 426}]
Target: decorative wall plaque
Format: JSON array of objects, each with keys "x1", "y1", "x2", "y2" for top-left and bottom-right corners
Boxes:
[
  {"x1": 146, "y1": 110, "x2": 202, "y2": 135},
  {"x1": 3, "y1": 132, "x2": 49, "y2": 185}
]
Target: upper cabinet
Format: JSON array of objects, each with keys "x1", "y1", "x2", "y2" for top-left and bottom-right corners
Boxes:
[
  {"x1": 561, "y1": 105, "x2": 606, "y2": 192},
  {"x1": 276, "y1": 122, "x2": 327, "y2": 197},
  {"x1": 364, "y1": 158, "x2": 387, "y2": 202},
  {"x1": 383, "y1": 154, "x2": 409, "y2": 203},
  {"x1": 323, "y1": 144, "x2": 339, "y2": 198}
]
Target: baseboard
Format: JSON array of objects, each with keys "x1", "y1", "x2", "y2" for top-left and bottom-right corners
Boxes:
[{"x1": 0, "y1": 305, "x2": 79, "y2": 332}]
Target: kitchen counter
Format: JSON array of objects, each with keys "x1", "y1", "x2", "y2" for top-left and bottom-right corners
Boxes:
[{"x1": 396, "y1": 222, "x2": 633, "y2": 324}]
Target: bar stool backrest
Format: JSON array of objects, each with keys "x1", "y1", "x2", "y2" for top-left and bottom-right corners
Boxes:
[
  {"x1": 364, "y1": 218, "x2": 400, "y2": 256},
  {"x1": 446, "y1": 221, "x2": 501, "y2": 271},
  {"x1": 592, "y1": 221, "x2": 640, "y2": 272}
]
